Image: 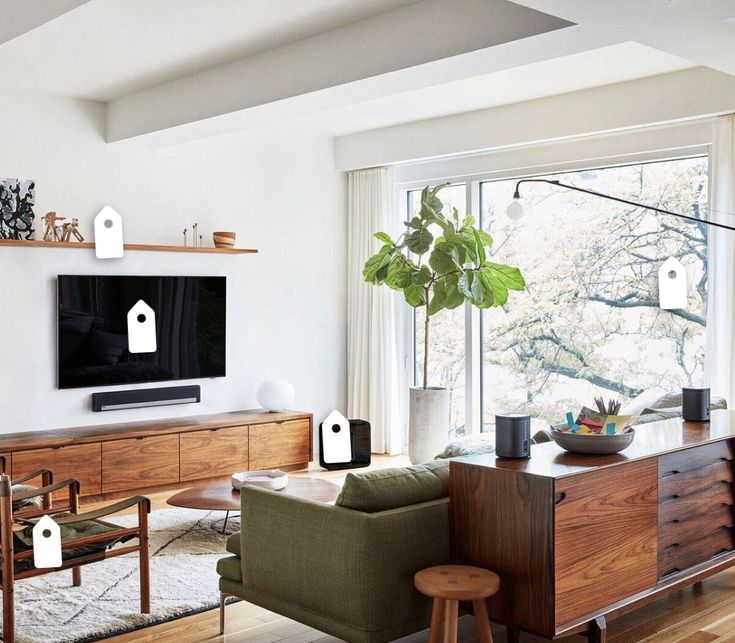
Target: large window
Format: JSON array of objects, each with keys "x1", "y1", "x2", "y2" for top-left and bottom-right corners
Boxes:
[
  {"x1": 408, "y1": 184, "x2": 467, "y2": 437},
  {"x1": 404, "y1": 156, "x2": 709, "y2": 440}
]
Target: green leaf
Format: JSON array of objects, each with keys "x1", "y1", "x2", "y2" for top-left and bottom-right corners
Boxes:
[
  {"x1": 429, "y1": 244, "x2": 460, "y2": 274},
  {"x1": 405, "y1": 228, "x2": 433, "y2": 255},
  {"x1": 363, "y1": 246, "x2": 392, "y2": 283},
  {"x1": 403, "y1": 284, "x2": 427, "y2": 308},
  {"x1": 434, "y1": 274, "x2": 464, "y2": 311},
  {"x1": 476, "y1": 229, "x2": 493, "y2": 248},
  {"x1": 473, "y1": 229, "x2": 486, "y2": 266},
  {"x1": 406, "y1": 216, "x2": 422, "y2": 230},
  {"x1": 412, "y1": 265, "x2": 432, "y2": 286},
  {"x1": 458, "y1": 271, "x2": 473, "y2": 298},
  {"x1": 385, "y1": 260, "x2": 413, "y2": 290},
  {"x1": 479, "y1": 262, "x2": 525, "y2": 306},
  {"x1": 428, "y1": 286, "x2": 446, "y2": 315},
  {"x1": 374, "y1": 231, "x2": 393, "y2": 246}
]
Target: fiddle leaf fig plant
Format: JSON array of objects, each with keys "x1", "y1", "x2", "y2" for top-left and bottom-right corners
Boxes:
[{"x1": 363, "y1": 183, "x2": 526, "y2": 389}]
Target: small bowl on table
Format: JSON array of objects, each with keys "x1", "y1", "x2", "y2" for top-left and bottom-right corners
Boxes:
[
  {"x1": 550, "y1": 428, "x2": 635, "y2": 455},
  {"x1": 231, "y1": 470, "x2": 288, "y2": 491}
]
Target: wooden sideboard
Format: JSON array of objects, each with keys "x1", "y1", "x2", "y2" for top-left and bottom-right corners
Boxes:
[
  {"x1": 450, "y1": 410, "x2": 735, "y2": 642},
  {"x1": 1, "y1": 410, "x2": 312, "y2": 500}
]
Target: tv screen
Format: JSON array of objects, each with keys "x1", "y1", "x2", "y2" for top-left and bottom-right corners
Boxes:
[{"x1": 57, "y1": 275, "x2": 226, "y2": 389}]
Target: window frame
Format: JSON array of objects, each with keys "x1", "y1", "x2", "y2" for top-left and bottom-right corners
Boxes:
[{"x1": 397, "y1": 144, "x2": 711, "y2": 438}]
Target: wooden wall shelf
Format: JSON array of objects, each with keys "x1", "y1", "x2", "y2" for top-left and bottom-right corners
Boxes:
[{"x1": 0, "y1": 239, "x2": 257, "y2": 255}]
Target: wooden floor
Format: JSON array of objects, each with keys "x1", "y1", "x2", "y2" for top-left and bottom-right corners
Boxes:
[{"x1": 82, "y1": 456, "x2": 735, "y2": 643}]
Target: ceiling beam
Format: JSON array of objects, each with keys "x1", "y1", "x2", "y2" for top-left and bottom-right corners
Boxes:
[
  {"x1": 0, "y1": 0, "x2": 92, "y2": 46},
  {"x1": 106, "y1": 0, "x2": 574, "y2": 144},
  {"x1": 334, "y1": 66, "x2": 735, "y2": 170},
  {"x1": 512, "y1": 0, "x2": 735, "y2": 75}
]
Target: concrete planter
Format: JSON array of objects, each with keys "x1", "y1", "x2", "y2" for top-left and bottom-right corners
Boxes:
[{"x1": 408, "y1": 386, "x2": 450, "y2": 464}]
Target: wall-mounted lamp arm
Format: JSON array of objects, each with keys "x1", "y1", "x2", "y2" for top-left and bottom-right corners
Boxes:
[{"x1": 511, "y1": 178, "x2": 735, "y2": 232}]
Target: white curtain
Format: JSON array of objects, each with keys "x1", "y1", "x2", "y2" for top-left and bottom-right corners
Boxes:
[
  {"x1": 704, "y1": 114, "x2": 735, "y2": 403},
  {"x1": 347, "y1": 168, "x2": 405, "y2": 454}
]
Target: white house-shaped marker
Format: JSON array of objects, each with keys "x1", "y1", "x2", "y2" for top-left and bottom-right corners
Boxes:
[
  {"x1": 322, "y1": 409, "x2": 352, "y2": 464},
  {"x1": 127, "y1": 300, "x2": 157, "y2": 353},
  {"x1": 32, "y1": 515, "x2": 62, "y2": 568},
  {"x1": 94, "y1": 205, "x2": 124, "y2": 259},
  {"x1": 658, "y1": 256, "x2": 688, "y2": 310}
]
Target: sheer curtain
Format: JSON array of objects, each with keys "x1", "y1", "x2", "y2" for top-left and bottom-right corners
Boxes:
[
  {"x1": 705, "y1": 114, "x2": 735, "y2": 403},
  {"x1": 347, "y1": 168, "x2": 405, "y2": 454}
]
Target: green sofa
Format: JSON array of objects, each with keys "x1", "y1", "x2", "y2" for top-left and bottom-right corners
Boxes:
[{"x1": 217, "y1": 461, "x2": 450, "y2": 643}]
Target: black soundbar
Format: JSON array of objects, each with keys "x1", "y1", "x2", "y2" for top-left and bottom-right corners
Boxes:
[{"x1": 91, "y1": 385, "x2": 201, "y2": 412}]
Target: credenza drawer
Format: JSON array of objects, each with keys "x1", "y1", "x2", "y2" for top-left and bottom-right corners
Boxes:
[
  {"x1": 659, "y1": 527, "x2": 735, "y2": 577},
  {"x1": 249, "y1": 419, "x2": 311, "y2": 470},
  {"x1": 659, "y1": 441, "x2": 734, "y2": 477},
  {"x1": 12, "y1": 444, "x2": 102, "y2": 499},
  {"x1": 659, "y1": 482, "x2": 734, "y2": 525},
  {"x1": 659, "y1": 459, "x2": 733, "y2": 499},
  {"x1": 102, "y1": 435, "x2": 179, "y2": 493},
  {"x1": 180, "y1": 426, "x2": 248, "y2": 481},
  {"x1": 657, "y1": 441, "x2": 735, "y2": 579}
]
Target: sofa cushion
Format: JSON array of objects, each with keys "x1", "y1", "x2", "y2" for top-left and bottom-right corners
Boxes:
[
  {"x1": 226, "y1": 532, "x2": 240, "y2": 557},
  {"x1": 435, "y1": 434, "x2": 494, "y2": 459},
  {"x1": 217, "y1": 555, "x2": 242, "y2": 583},
  {"x1": 335, "y1": 460, "x2": 449, "y2": 513}
]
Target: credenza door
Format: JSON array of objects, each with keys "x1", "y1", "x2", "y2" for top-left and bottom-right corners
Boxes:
[
  {"x1": 554, "y1": 459, "x2": 659, "y2": 627},
  {"x1": 180, "y1": 425, "x2": 249, "y2": 481}
]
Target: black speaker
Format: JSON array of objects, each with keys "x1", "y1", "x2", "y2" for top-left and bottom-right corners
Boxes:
[
  {"x1": 495, "y1": 414, "x2": 531, "y2": 459},
  {"x1": 318, "y1": 419, "x2": 371, "y2": 470},
  {"x1": 682, "y1": 387, "x2": 710, "y2": 422},
  {"x1": 92, "y1": 385, "x2": 201, "y2": 412}
]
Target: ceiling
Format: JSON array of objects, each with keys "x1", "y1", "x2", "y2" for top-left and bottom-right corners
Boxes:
[
  {"x1": 0, "y1": 0, "x2": 420, "y2": 100},
  {"x1": 295, "y1": 42, "x2": 695, "y2": 137},
  {"x1": 0, "y1": 0, "x2": 733, "y2": 144}
]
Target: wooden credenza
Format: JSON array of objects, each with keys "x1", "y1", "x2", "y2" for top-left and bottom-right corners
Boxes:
[
  {"x1": 450, "y1": 410, "x2": 735, "y2": 642},
  {"x1": 2, "y1": 410, "x2": 312, "y2": 500}
]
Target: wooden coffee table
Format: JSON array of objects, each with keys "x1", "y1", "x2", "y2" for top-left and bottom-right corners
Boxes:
[{"x1": 167, "y1": 477, "x2": 341, "y2": 533}]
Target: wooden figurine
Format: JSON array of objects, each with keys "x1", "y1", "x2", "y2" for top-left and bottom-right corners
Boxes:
[
  {"x1": 60, "y1": 218, "x2": 84, "y2": 243},
  {"x1": 42, "y1": 212, "x2": 62, "y2": 241},
  {"x1": 183, "y1": 228, "x2": 188, "y2": 246},
  {"x1": 192, "y1": 223, "x2": 199, "y2": 248}
]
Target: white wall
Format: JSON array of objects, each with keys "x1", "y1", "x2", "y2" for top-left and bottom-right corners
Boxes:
[{"x1": 0, "y1": 90, "x2": 346, "y2": 435}]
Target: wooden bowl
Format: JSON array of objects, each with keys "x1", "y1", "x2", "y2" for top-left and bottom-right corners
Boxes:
[
  {"x1": 231, "y1": 470, "x2": 288, "y2": 490},
  {"x1": 213, "y1": 231, "x2": 236, "y2": 248},
  {"x1": 550, "y1": 429, "x2": 635, "y2": 455}
]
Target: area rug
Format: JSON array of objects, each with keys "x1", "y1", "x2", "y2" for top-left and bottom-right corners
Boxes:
[{"x1": 5, "y1": 507, "x2": 239, "y2": 643}]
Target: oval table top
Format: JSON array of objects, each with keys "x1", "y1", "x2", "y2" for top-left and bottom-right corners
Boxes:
[{"x1": 167, "y1": 476, "x2": 341, "y2": 511}]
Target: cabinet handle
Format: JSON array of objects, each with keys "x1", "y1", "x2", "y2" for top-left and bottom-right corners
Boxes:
[
  {"x1": 136, "y1": 437, "x2": 145, "y2": 441},
  {"x1": 554, "y1": 492, "x2": 566, "y2": 505},
  {"x1": 209, "y1": 428, "x2": 220, "y2": 432},
  {"x1": 52, "y1": 446, "x2": 63, "y2": 450}
]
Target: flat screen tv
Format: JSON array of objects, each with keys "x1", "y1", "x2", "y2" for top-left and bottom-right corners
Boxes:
[{"x1": 57, "y1": 275, "x2": 226, "y2": 389}]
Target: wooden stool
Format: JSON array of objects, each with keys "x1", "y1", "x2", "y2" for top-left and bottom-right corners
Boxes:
[{"x1": 414, "y1": 564, "x2": 500, "y2": 643}]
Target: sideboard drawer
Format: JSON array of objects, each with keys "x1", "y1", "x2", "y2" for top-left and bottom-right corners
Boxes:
[
  {"x1": 658, "y1": 441, "x2": 735, "y2": 578},
  {"x1": 102, "y1": 435, "x2": 179, "y2": 493},
  {"x1": 12, "y1": 444, "x2": 102, "y2": 499},
  {"x1": 249, "y1": 419, "x2": 311, "y2": 470},
  {"x1": 659, "y1": 527, "x2": 735, "y2": 577},
  {"x1": 180, "y1": 426, "x2": 249, "y2": 481}
]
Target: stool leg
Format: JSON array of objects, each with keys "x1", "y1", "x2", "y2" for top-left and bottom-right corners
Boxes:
[
  {"x1": 429, "y1": 598, "x2": 445, "y2": 643},
  {"x1": 444, "y1": 599, "x2": 459, "y2": 643},
  {"x1": 473, "y1": 598, "x2": 494, "y2": 643}
]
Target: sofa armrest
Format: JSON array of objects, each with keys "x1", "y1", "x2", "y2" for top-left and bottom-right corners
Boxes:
[{"x1": 239, "y1": 486, "x2": 449, "y2": 633}]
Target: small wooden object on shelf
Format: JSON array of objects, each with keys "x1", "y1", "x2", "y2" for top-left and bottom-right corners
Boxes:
[
  {"x1": 414, "y1": 565, "x2": 500, "y2": 643},
  {"x1": 213, "y1": 231, "x2": 236, "y2": 249},
  {"x1": 42, "y1": 212, "x2": 85, "y2": 243}
]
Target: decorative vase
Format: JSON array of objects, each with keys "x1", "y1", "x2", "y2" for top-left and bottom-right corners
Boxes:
[
  {"x1": 213, "y1": 231, "x2": 236, "y2": 248},
  {"x1": 256, "y1": 378, "x2": 295, "y2": 412},
  {"x1": 408, "y1": 386, "x2": 450, "y2": 464}
]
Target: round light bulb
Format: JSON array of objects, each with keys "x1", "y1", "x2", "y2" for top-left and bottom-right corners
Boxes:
[{"x1": 506, "y1": 198, "x2": 525, "y2": 221}]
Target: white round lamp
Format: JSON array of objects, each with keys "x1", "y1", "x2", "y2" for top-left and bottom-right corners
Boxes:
[
  {"x1": 257, "y1": 379, "x2": 295, "y2": 412},
  {"x1": 506, "y1": 197, "x2": 525, "y2": 221}
]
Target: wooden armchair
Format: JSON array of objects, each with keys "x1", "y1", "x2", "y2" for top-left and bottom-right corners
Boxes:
[{"x1": 0, "y1": 474, "x2": 151, "y2": 643}]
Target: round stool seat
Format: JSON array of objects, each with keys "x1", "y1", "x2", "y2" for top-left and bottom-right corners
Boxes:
[{"x1": 414, "y1": 565, "x2": 500, "y2": 601}]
